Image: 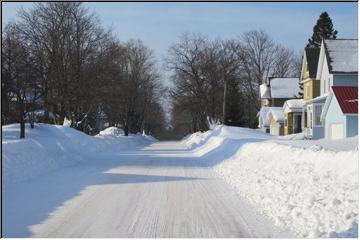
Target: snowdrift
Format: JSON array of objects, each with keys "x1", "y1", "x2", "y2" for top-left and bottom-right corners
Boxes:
[
  {"x1": 98, "y1": 126, "x2": 124, "y2": 136},
  {"x1": 182, "y1": 125, "x2": 271, "y2": 150},
  {"x1": 2, "y1": 124, "x2": 156, "y2": 186},
  {"x1": 186, "y1": 125, "x2": 358, "y2": 238}
]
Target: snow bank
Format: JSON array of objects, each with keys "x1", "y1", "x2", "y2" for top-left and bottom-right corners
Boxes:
[
  {"x1": 184, "y1": 125, "x2": 358, "y2": 237},
  {"x1": 98, "y1": 126, "x2": 124, "y2": 137},
  {"x1": 214, "y1": 141, "x2": 358, "y2": 238},
  {"x1": 2, "y1": 124, "x2": 156, "y2": 186},
  {"x1": 182, "y1": 125, "x2": 271, "y2": 150}
]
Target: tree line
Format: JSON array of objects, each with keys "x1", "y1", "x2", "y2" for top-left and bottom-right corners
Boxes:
[
  {"x1": 166, "y1": 32, "x2": 300, "y2": 137},
  {"x1": 166, "y1": 11, "x2": 338, "y2": 138},
  {"x1": 2, "y1": 2, "x2": 338, "y2": 140},
  {"x1": 2, "y1": 2, "x2": 166, "y2": 138}
]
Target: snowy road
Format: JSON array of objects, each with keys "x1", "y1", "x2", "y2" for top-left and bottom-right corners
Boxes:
[{"x1": 4, "y1": 141, "x2": 291, "y2": 237}]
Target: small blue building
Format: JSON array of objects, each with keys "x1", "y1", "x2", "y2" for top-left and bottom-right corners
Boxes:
[{"x1": 321, "y1": 86, "x2": 358, "y2": 140}]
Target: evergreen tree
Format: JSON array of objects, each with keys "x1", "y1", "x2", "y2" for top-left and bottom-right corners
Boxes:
[
  {"x1": 224, "y1": 77, "x2": 244, "y2": 127},
  {"x1": 307, "y1": 12, "x2": 338, "y2": 48}
]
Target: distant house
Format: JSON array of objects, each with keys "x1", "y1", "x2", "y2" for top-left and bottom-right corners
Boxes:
[
  {"x1": 321, "y1": 86, "x2": 358, "y2": 139},
  {"x1": 260, "y1": 77, "x2": 300, "y2": 107},
  {"x1": 259, "y1": 77, "x2": 300, "y2": 133},
  {"x1": 312, "y1": 39, "x2": 358, "y2": 139},
  {"x1": 257, "y1": 107, "x2": 271, "y2": 133},
  {"x1": 283, "y1": 99, "x2": 306, "y2": 135},
  {"x1": 267, "y1": 107, "x2": 285, "y2": 136},
  {"x1": 300, "y1": 47, "x2": 322, "y2": 139}
]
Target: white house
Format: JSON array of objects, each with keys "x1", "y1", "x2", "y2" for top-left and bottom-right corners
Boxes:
[
  {"x1": 317, "y1": 39, "x2": 358, "y2": 96},
  {"x1": 310, "y1": 39, "x2": 358, "y2": 139}
]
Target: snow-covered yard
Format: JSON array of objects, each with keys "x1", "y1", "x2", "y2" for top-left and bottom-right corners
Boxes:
[{"x1": 2, "y1": 123, "x2": 358, "y2": 238}]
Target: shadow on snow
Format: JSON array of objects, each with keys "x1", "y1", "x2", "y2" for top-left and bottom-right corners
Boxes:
[{"x1": 3, "y1": 137, "x2": 264, "y2": 237}]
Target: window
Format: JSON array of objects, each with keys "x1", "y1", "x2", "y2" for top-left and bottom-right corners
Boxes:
[
  {"x1": 314, "y1": 104, "x2": 323, "y2": 126},
  {"x1": 284, "y1": 118, "x2": 288, "y2": 127}
]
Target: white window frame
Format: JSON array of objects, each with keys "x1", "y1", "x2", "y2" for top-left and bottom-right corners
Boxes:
[
  {"x1": 313, "y1": 103, "x2": 324, "y2": 127},
  {"x1": 307, "y1": 105, "x2": 312, "y2": 129}
]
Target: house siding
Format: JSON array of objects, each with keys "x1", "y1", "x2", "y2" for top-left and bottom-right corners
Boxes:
[
  {"x1": 304, "y1": 80, "x2": 320, "y2": 100},
  {"x1": 271, "y1": 98, "x2": 289, "y2": 107},
  {"x1": 324, "y1": 95, "x2": 347, "y2": 139},
  {"x1": 346, "y1": 116, "x2": 358, "y2": 137},
  {"x1": 284, "y1": 112, "x2": 292, "y2": 135},
  {"x1": 333, "y1": 74, "x2": 358, "y2": 87},
  {"x1": 312, "y1": 126, "x2": 325, "y2": 139},
  {"x1": 320, "y1": 54, "x2": 331, "y2": 95},
  {"x1": 312, "y1": 80, "x2": 320, "y2": 99},
  {"x1": 284, "y1": 112, "x2": 294, "y2": 135}
]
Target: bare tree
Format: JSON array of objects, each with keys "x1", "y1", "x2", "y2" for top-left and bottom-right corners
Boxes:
[
  {"x1": 273, "y1": 46, "x2": 296, "y2": 77},
  {"x1": 2, "y1": 23, "x2": 38, "y2": 138}
]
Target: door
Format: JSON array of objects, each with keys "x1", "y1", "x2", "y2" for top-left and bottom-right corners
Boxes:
[
  {"x1": 330, "y1": 123, "x2": 344, "y2": 140},
  {"x1": 294, "y1": 115, "x2": 302, "y2": 133}
]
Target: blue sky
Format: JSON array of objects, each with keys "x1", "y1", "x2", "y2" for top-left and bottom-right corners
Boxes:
[{"x1": 2, "y1": 2, "x2": 358, "y2": 75}]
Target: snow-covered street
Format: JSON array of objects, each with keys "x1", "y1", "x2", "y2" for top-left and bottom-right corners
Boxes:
[
  {"x1": 3, "y1": 124, "x2": 358, "y2": 238},
  {"x1": 3, "y1": 140, "x2": 291, "y2": 238}
]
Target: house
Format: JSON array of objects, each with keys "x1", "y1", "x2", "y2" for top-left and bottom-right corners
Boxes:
[
  {"x1": 300, "y1": 47, "x2": 322, "y2": 139},
  {"x1": 321, "y1": 86, "x2": 358, "y2": 139},
  {"x1": 283, "y1": 99, "x2": 306, "y2": 135},
  {"x1": 267, "y1": 107, "x2": 285, "y2": 136},
  {"x1": 311, "y1": 39, "x2": 358, "y2": 139},
  {"x1": 259, "y1": 77, "x2": 301, "y2": 133},
  {"x1": 317, "y1": 39, "x2": 358, "y2": 96},
  {"x1": 260, "y1": 77, "x2": 300, "y2": 107}
]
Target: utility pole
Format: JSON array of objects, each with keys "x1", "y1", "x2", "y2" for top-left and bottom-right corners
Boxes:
[{"x1": 222, "y1": 79, "x2": 227, "y2": 125}]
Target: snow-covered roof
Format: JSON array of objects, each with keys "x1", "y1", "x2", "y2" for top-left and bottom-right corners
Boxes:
[
  {"x1": 258, "y1": 107, "x2": 284, "y2": 126},
  {"x1": 269, "y1": 78, "x2": 300, "y2": 98},
  {"x1": 305, "y1": 47, "x2": 320, "y2": 78},
  {"x1": 267, "y1": 107, "x2": 284, "y2": 123},
  {"x1": 283, "y1": 99, "x2": 306, "y2": 113},
  {"x1": 324, "y1": 39, "x2": 358, "y2": 73},
  {"x1": 260, "y1": 83, "x2": 271, "y2": 99}
]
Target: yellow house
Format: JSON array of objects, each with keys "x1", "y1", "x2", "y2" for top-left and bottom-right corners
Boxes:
[
  {"x1": 300, "y1": 47, "x2": 322, "y2": 138},
  {"x1": 301, "y1": 48, "x2": 321, "y2": 101}
]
